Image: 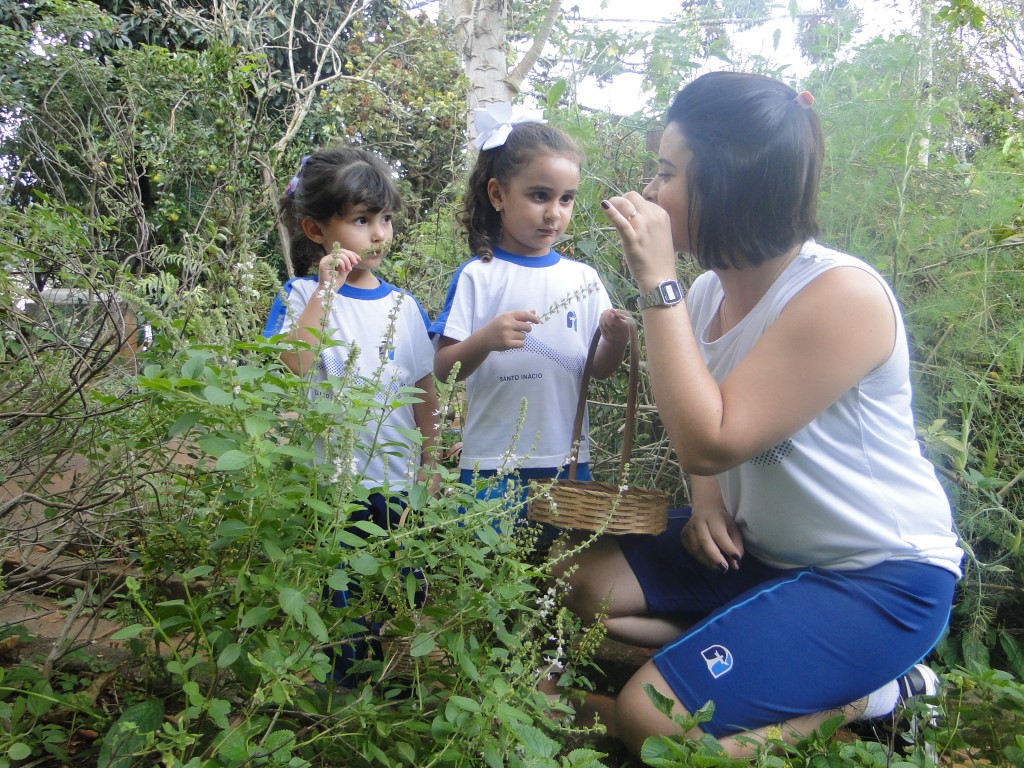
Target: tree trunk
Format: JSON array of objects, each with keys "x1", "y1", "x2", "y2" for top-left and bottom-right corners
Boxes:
[{"x1": 442, "y1": 0, "x2": 563, "y2": 141}]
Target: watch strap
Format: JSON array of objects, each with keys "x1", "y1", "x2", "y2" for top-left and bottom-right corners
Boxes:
[{"x1": 636, "y1": 279, "x2": 685, "y2": 310}]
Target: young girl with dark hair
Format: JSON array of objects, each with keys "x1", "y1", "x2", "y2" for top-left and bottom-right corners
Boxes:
[
  {"x1": 558, "y1": 72, "x2": 962, "y2": 757},
  {"x1": 264, "y1": 146, "x2": 439, "y2": 685},
  {"x1": 431, "y1": 104, "x2": 630, "y2": 529}
]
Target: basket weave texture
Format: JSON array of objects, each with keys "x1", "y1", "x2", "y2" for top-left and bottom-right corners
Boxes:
[
  {"x1": 528, "y1": 322, "x2": 668, "y2": 535},
  {"x1": 379, "y1": 617, "x2": 447, "y2": 680}
]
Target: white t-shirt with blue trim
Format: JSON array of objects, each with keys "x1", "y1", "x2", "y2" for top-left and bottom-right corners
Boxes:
[
  {"x1": 430, "y1": 247, "x2": 613, "y2": 471},
  {"x1": 264, "y1": 277, "x2": 434, "y2": 492}
]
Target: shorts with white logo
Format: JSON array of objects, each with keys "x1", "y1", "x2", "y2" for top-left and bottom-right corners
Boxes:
[{"x1": 618, "y1": 510, "x2": 956, "y2": 738}]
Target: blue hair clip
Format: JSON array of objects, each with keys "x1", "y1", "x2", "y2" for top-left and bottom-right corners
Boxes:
[{"x1": 284, "y1": 155, "x2": 310, "y2": 197}]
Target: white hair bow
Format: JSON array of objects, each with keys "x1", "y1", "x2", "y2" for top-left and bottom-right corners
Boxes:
[{"x1": 473, "y1": 101, "x2": 546, "y2": 151}]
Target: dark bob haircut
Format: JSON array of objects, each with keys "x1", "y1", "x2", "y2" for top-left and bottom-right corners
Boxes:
[{"x1": 665, "y1": 71, "x2": 824, "y2": 270}]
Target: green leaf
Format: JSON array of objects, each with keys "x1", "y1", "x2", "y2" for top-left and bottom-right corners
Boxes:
[
  {"x1": 351, "y1": 520, "x2": 389, "y2": 538},
  {"x1": 203, "y1": 385, "x2": 235, "y2": 406},
  {"x1": 327, "y1": 569, "x2": 350, "y2": 591},
  {"x1": 337, "y1": 530, "x2": 371, "y2": 548},
  {"x1": 215, "y1": 450, "x2": 252, "y2": 471},
  {"x1": 278, "y1": 588, "x2": 306, "y2": 620},
  {"x1": 26, "y1": 682, "x2": 54, "y2": 717},
  {"x1": 182, "y1": 680, "x2": 202, "y2": 706},
  {"x1": 181, "y1": 354, "x2": 208, "y2": 381},
  {"x1": 999, "y1": 630, "x2": 1024, "y2": 681},
  {"x1": 240, "y1": 605, "x2": 276, "y2": 628},
  {"x1": 97, "y1": 698, "x2": 165, "y2": 768},
  {"x1": 302, "y1": 497, "x2": 334, "y2": 516},
  {"x1": 404, "y1": 571, "x2": 420, "y2": 609},
  {"x1": 303, "y1": 604, "x2": 329, "y2": 643},
  {"x1": 348, "y1": 551, "x2": 379, "y2": 575},
  {"x1": 394, "y1": 742, "x2": 416, "y2": 763},
  {"x1": 481, "y1": 742, "x2": 503, "y2": 768},
  {"x1": 272, "y1": 444, "x2": 315, "y2": 461},
  {"x1": 217, "y1": 643, "x2": 242, "y2": 668},
  {"x1": 640, "y1": 736, "x2": 685, "y2": 766},
  {"x1": 458, "y1": 651, "x2": 480, "y2": 680},
  {"x1": 7, "y1": 744, "x2": 32, "y2": 761},
  {"x1": 642, "y1": 681, "x2": 677, "y2": 718},
  {"x1": 409, "y1": 633, "x2": 437, "y2": 658},
  {"x1": 235, "y1": 365, "x2": 267, "y2": 382},
  {"x1": 565, "y1": 748, "x2": 609, "y2": 766},
  {"x1": 168, "y1": 412, "x2": 200, "y2": 437},
  {"x1": 206, "y1": 697, "x2": 231, "y2": 730},
  {"x1": 110, "y1": 624, "x2": 147, "y2": 640},
  {"x1": 446, "y1": 694, "x2": 480, "y2": 712},
  {"x1": 506, "y1": 721, "x2": 559, "y2": 758},
  {"x1": 244, "y1": 416, "x2": 273, "y2": 436},
  {"x1": 263, "y1": 536, "x2": 285, "y2": 561},
  {"x1": 197, "y1": 436, "x2": 240, "y2": 457}
]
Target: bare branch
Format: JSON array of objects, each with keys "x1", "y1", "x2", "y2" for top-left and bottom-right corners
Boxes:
[{"x1": 507, "y1": 0, "x2": 563, "y2": 92}]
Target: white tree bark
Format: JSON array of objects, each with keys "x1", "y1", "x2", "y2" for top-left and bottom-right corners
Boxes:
[{"x1": 441, "y1": 0, "x2": 563, "y2": 141}]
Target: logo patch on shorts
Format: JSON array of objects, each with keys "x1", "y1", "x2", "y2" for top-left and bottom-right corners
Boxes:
[{"x1": 701, "y1": 645, "x2": 733, "y2": 679}]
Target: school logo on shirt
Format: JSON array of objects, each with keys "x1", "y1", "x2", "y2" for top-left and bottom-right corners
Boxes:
[
  {"x1": 701, "y1": 645, "x2": 733, "y2": 679},
  {"x1": 566, "y1": 311, "x2": 578, "y2": 331},
  {"x1": 378, "y1": 342, "x2": 395, "y2": 361}
]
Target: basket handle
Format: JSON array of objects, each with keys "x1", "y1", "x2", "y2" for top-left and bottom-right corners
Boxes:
[{"x1": 567, "y1": 318, "x2": 640, "y2": 483}]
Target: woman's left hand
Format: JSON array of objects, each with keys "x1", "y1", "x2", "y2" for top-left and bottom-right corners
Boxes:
[
  {"x1": 602, "y1": 192, "x2": 677, "y2": 291},
  {"x1": 681, "y1": 502, "x2": 745, "y2": 573}
]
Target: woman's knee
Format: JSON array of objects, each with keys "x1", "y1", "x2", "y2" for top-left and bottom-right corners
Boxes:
[
  {"x1": 558, "y1": 565, "x2": 606, "y2": 622},
  {"x1": 557, "y1": 537, "x2": 638, "y2": 620},
  {"x1": 614, "y1": 663, "x2": 692, "y2": 755}
]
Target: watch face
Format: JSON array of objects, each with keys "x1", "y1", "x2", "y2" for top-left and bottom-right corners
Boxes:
[{"x1": 660, "y1": 281, "x2": 682, "y2": 303}]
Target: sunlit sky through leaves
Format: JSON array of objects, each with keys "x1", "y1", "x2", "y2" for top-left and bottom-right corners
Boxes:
[
  {"x1": 420, "y1": 0, "x2": 917, "y2": 114},
  {"x1": 568, "y1": 0, "x2": 917, "y2": 112}
]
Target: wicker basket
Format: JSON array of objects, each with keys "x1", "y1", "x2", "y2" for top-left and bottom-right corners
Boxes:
[
  {"x1": 528, "y1": 321, "x2": 669, "y2": 535},
  {"x1": 378, "y1": 616, "x2": 448, "y2": 680}
]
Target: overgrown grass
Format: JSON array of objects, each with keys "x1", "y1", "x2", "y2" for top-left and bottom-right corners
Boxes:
[{"x1": 4, "y1": 5, "x2": 1024, "y2": 762}]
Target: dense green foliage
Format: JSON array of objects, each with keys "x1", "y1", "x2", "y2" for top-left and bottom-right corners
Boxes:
[{"x1": 2, "y1": 0, "x2": 1023, "y2": 766}]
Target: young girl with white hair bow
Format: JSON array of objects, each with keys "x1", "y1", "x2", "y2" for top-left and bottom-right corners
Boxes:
[{"x1": 430, "y1": 103, "x2": 631, "y2": 536}]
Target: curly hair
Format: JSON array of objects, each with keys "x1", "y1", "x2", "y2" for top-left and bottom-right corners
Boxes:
[{"x1": 461, "y1": 121, "x2": 583, "y2": 262}]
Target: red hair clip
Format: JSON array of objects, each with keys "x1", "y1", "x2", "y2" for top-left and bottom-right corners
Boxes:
[{"x1": 795, "y1": 91, "x2": 815, "y2": 109}]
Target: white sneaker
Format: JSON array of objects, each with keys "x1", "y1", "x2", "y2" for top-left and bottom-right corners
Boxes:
[{"x1": 894, "y1": 664, "x2": 942, "y2": 762}]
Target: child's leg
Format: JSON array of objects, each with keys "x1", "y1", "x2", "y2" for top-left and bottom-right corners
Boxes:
[
  {"x1": 330, "y1": 492, "x2": 406, "y2": 686},
  {"x1": 459, "y1": 464, "x2": 592, "y2": 543}
]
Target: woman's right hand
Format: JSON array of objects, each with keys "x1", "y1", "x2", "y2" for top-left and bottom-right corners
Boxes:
[
  {"x1": 601, "y1": 192, "x2": 677, "y2": 291},
  {"x1": 681, "y1": 498, "x2": 745, "y2": 573}
]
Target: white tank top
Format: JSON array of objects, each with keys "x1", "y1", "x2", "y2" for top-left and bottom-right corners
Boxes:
[{"x1": 687, "y1": 240, "x2": 962, "y2": 575}]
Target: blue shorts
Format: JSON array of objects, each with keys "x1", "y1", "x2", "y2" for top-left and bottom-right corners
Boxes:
[{"x1": 619, "y1": 510, "x2": 957, "y2": 738}]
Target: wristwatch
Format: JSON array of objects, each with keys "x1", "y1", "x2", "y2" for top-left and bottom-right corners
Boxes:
[{"x1": 635, "y1": 279, "x2": 685, "y2": 311}]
